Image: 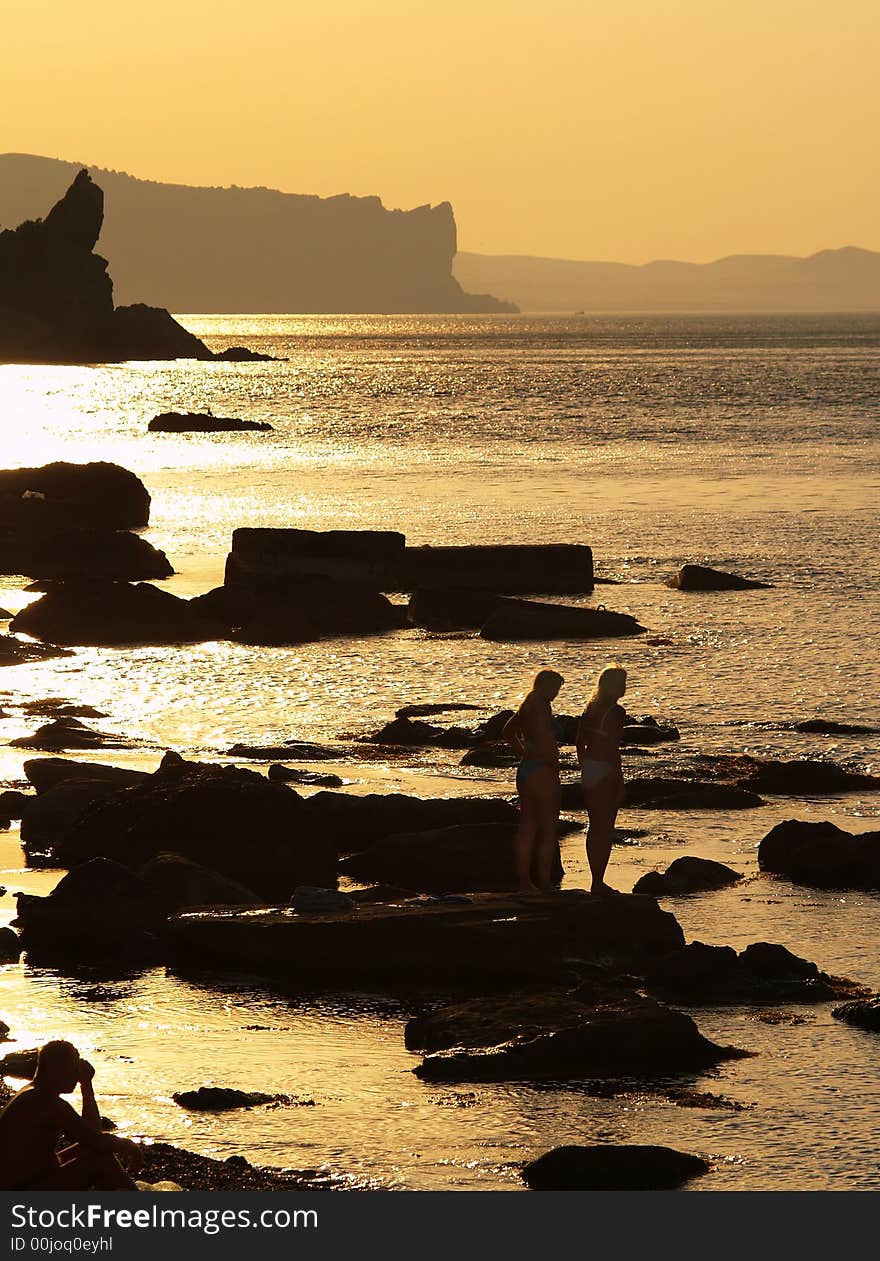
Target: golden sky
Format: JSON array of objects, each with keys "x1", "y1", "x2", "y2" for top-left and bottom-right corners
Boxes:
[{"x1": 2, "y1": 0, "x2": 878, "y2": 261}]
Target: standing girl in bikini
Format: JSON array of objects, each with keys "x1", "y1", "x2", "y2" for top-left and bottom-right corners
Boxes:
[
  {"x1": 503, "y1": 669, "x2": 565, "y2": 893},
  {"x1": 576, "y1": 665, "x2": 627, "y2": 895}
]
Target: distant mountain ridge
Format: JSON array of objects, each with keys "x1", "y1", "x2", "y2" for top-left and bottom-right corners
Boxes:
[
  {"x1": 454, "y1": 246, "x2": 880, "y2": 313},
  {"x1": 0, "y1": 154, "x2": 515, "y2": 314}
]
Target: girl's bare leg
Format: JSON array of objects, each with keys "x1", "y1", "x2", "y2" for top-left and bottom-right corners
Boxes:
[{"x1": 514, "y1": 793, "x2": 540, "y2": 892}]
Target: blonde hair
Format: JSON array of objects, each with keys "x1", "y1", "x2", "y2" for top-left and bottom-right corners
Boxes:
[
  {"x1": 586, "y1": 664, "x2": 627, "y2": 710},
  {"x1": 532, "y1": 668, "x2": 564, "y2": 698}
]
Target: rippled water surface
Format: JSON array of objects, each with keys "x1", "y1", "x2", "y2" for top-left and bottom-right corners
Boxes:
[{"x1": 1, "y1": 314, "x2": 879, "y2": 1188}]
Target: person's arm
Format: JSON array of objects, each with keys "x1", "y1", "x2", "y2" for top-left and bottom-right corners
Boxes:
[
  {"x1": 575, "y1": 708, "x2": 591, "y2": 765},
  {"x1": 53, "y1": 1097, "x2": 139, "y2": 1164},
  {"x1": 503, "y1": 704, "x2": 527, "y2": 757},
  {"x1": 77, "y1": 1061, "x2": 101, "y2": 1132}
]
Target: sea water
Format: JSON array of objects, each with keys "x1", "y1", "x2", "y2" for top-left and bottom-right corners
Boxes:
[{"x1": 1, "y1": 314, "x2": 878, "y2": 1188}]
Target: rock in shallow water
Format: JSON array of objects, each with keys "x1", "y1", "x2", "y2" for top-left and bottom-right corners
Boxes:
[
  {"x1": 831, "y1": 998, "x2": 880, "y2": 1031},
  {"x1": 632, "y1": 856, "x2": 743, "y2": 896},
  {"x1": 645, "y1": 940, "x2": 865, "y2": 1005},
  {"x1": 758, "y1": 818, "x2": 880, "y2": 888},
  {"x1": 522, "y1": 1144, "x2": 709, "y2": 1190},
  {"x1": 411, "y1": 987, "x2": 744, "y2": 1083},
  {"x1": 665, "y1": 564, "x2": 771, "y2": 591}
]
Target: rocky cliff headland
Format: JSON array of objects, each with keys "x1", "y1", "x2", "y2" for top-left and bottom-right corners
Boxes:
[
  {"x1": 0, "y1": 154, "x2": 516, "y2": 314},
  {"x1": 0, "y1": 168, "x2": 271, "y2": 363}
]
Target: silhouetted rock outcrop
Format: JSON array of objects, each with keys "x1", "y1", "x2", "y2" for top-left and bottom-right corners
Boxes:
[
  {"x1": 0, "y1": 170, "x2": 270, "y2": 362},
  {"x1": 0, "y1": 461, "x2": 152, "y2": 529},
  {"x1": 11, "y1": 580, "x2": 220, "y2": 646},
  {"x1": 758, "y1": 818, "x2": 880, "y2": 888},
  {"x1": 0, "y1": 155, "x2": 517, "y2": 314},
  {"x1": 632, "y1": 856, "x2": 743, "y2": 896}
]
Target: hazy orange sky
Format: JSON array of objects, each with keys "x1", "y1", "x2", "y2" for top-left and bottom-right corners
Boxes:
[{"x1": 2, "y1": 0, "x2": 878, "y2": 261}]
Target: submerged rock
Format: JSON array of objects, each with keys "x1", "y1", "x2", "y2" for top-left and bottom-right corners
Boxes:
[
  {"x1": 522, "y1": 1145, "x2": 708, "y2": 1191},
  {"x1": 11, "y1": 716, "x2": 136, "y2": 751},
  {"x1": 266, "y1": 764, "x2": 344, "y2": 788},
  {"x1": 0, "y1": 636, "x2": 72, "y2": 667},
  {"x1": 666, "y1": 564, "x2": 771, "y2": 591},
  {"x1": 624, "y1": 777, "x2": 765, "y2": 810},
  {"x1": 149, "y1": 412, "x2": 273, "y2": 433},
  {"x1": 645, "y1": 940, "x2": 864, "y2": 1005},
  {"x1": 758, "y1": 818, "x2": 880, "y2": 888},
  {"x1": 412, "y1": 988, "x2": 743, "y2": 1083},
  {"x1": 632, "y1": 856, "x2": 743, "y2": 896},
  {"x1": 832, "y1": 998, "x2": 880, "y2": 1031},
  {"x1": 791, "y1": 719, "x2": 880, "y2": 735}
]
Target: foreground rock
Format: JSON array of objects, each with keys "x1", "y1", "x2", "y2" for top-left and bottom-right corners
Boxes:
[
  {"x1": 135, "y1": 1143, "x2": 338, "y2": 1191},
  {"x1": 168, "y1": 891, "x2": 685, "y2": 990},
  {"x1": 758, "y1": 819, "x2": 880, "y2": 888},
  {"x1": 408, "y1": 985, "x2": 743, "y2": 1084},
  {"x1": 666, "y1": 564, "x2": 771, "y2": 591},
  {"x1": 0, "y1": 171, "x2": 267, "y2": 364},
  {"x1": 645, "y1": 941, "x2": 865, "y2": 1005},
  {"x1": 149, "y1": 412, "x2": 273, "y2": 433},
  {"x1": 633, "y1": 857, "x2": 743, "y2": 896},
  {"x1": 0, "y1": 928, "x2": 21, "y2": 962},
  {"x1": 54, "y1": 757, "x2": 335, "y2": 898},
  {"x1": 522, "y1": 1145, "x2": 708, "y2": 1191},
  {"x1": 15, "y1": 858, "x2": 164, "y2": 961},
  {"x1": 139, "y1": 853, "x2": 261, "y2": 915},
  {"x1": 0, "y1": 529, "x2": 172, "y2": 582},
  {"x1": 304, "y1": 791, "x2": 516, "y2": 855},
  {"x1": 832, "y1": 998, "x2": 880, "y2": 1031},
  {"x1": 340, "y1": 821, "x2": 565, "y2": 892},
  {"x1": 0, "y1": 462, "x2": 152, "y2": 530},
  {"x1": 23, "y1": 757, "x2": 148, "y2": 794},
  {"x1": 11, "y1": 581, "x2": 220, "y2": 646},
  {"x1": 229, "y1": 576, "x2": 404, "y2": 643},
  {"x1": 20, "y1": 778, "x2": 134, "y2": 858}
]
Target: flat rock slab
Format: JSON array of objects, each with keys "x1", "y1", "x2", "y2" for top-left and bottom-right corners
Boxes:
[
  {"x1": 168, "y1": 891, "x2": 685, "y2": 990},
  {"x1": 522, "y1": 1144, "x2": 709, "y2": 1190}
]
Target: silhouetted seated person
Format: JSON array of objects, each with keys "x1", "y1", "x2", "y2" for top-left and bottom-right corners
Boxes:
[{"x1": 0, "y1": 1040, "x2": 141, "y2": 1190}]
